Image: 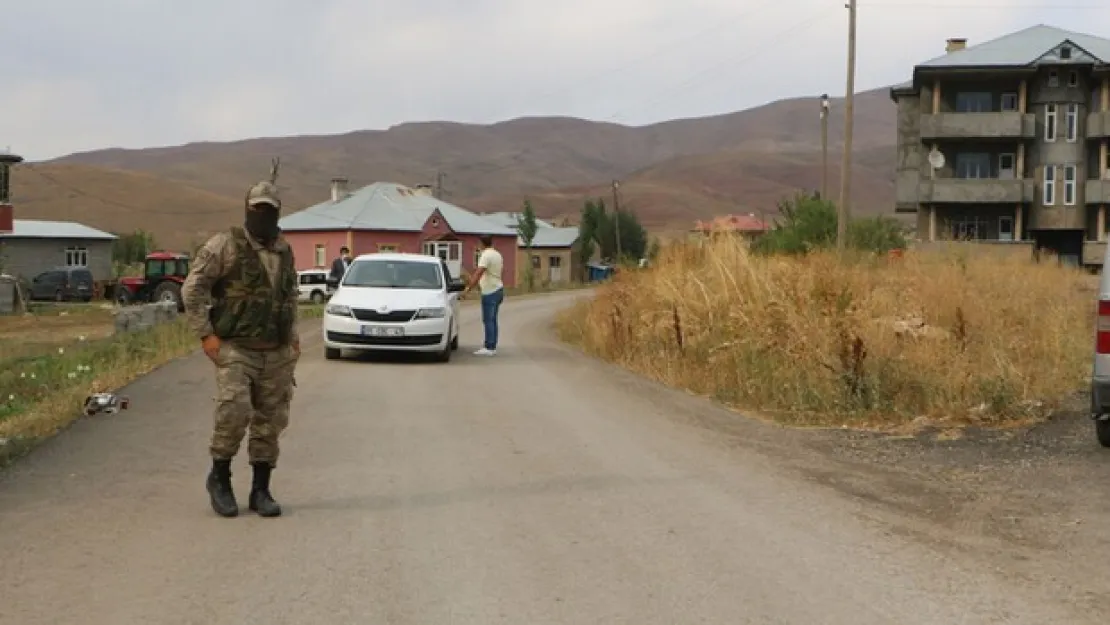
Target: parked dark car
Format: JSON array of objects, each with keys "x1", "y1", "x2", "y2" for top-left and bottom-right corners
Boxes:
[{"x1": 28, "y1": 267, "x2": 95, "y2": 302}]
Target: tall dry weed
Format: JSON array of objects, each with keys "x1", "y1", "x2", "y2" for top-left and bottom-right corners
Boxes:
[{"x1": 556, "y1": 237, "x2": 1094, "y2": 427}]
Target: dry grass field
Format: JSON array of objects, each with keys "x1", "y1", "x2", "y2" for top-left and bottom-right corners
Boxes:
[{"x1": 557, "y1": 236, "x2": 1094, "y2": 429}]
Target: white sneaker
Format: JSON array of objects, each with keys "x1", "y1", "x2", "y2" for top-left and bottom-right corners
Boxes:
[{"x1": 473, "y1": 348, "x2": 497, "y2": 356}]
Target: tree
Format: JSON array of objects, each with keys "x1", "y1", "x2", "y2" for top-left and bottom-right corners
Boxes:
[
  {"x1": 112, "y1": 229, "x2": 157, "y2": 264},
  {"x1": 753, "y1": 192, "x2": 905, "y2": 256},
  {"x1": 577, "y1": 198, "x2": 648, "y2": 264},
  {"x1": 517, "y1": 200, "x2": 539, "y2": 291}
]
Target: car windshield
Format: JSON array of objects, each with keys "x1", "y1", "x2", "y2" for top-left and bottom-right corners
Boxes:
[{"x1": 342, "y1": 259, "x2": 443, "y2": 290}]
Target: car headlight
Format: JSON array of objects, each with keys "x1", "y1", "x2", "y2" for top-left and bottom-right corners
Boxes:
[
  {"x1": 325, "y1": 303, "x2": 352, "y2": 317},
  {"x1": 413, "y1": 307, "x2": 447, "y2": 319}
]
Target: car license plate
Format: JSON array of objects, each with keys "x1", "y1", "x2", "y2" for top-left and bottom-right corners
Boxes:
[{"x1": 361, "y1": 325, "x2": 404, "y2": 337}]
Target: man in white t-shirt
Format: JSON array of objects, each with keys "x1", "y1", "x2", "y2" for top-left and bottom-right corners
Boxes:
[{"x1": 464, "y1": 235, "x2": 504, "y2": 356}]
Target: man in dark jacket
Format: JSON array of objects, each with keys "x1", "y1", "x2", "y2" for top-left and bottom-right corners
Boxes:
[{"x1": 328, "y1": 246, "x2": 352, "y2": 288}]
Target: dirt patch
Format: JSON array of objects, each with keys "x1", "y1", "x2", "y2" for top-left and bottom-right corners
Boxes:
[{"x1": 0, "y1": 304, "x2": 116, "y2": 362}]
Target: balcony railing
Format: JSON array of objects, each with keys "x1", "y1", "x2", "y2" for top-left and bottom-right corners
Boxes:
[
  {"x1": 919, "y1": 112, "x2": 1036, "y2": 140},
  {"x1": 1089, "y1": 111, "x2": 1110, "y2": 139},
  {"x1": 917, "y1": 177, "x2": 1033, "y2": 203},
  {"x1": 1088, "y1": 178, "x2": 1110, "y2": 204}
]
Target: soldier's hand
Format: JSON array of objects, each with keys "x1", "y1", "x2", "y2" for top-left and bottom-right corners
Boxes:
[
  {"x1": 201, "y1": 335, "x2": 221, "y2": 363},
  {"x1": 292, "y1": 339, "x2": 301, "y2": 357}
]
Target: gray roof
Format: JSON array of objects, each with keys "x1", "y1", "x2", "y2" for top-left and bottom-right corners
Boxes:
[
  {"x1": 918, "y1": 24, "x2": 1110, "y2": 69},
  {"x1": 479, "y1": 211, "x2": 579, "y2": 247},
  {"x1": 0, "y1": 219, "x2": 117, "y2": 240},
  {"x1": 527, "y1": 226, "x2": 579, "y2": 248},
  {"x1": 481, "y1": 211, "x2": 555, "y2": 229},
  {"x1": 279, "y1": 182, "x2": 517, "y2": 236}
]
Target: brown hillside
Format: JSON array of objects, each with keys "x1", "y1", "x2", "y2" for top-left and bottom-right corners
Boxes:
[
  {"x1": 468, "y1": 144, "x2": 898, "y2": 228},
  {"x1": 10, "y1": 164, "x2": 241, "y2": 251},
  {"x1": 51, "y1": 89, "x2": 897, "y2": 208}
]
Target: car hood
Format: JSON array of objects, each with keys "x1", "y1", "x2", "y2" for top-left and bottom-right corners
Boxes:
[{"x1": 331, "y1": 287, "x2": 447, "y2": 310}]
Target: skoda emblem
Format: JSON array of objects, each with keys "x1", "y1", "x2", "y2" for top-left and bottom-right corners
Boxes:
[{"x1": 378, "y1": 305, "x2": 390, "y2": 314}]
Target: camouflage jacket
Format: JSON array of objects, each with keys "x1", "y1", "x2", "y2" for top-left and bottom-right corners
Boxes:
[{"x1": 182, "y1": 227, "x2": 299, "y2": 348}]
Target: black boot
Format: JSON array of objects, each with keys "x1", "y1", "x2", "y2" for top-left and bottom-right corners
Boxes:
[
  {"x1": 206, "y1": 459, "x2": 239, "y2": 518},
  {"x1": 248, "y1": 462, "x2": 282, "y2": 517}
]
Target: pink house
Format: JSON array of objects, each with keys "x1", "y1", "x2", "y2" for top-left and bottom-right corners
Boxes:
[{"x1": 278, "y1": 179, "x2": 519, "y2": 287}]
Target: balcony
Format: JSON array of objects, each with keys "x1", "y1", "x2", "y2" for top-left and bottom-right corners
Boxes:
[
  {"x1": 1088, "y1": 111, "x2": 1110, "y2": 139},
  {"x1": 1088, "y1": 179, "x2": 1110, "y2": 204},
  {"x1": 1084, "y1": 241, "x2": 1106, "y2": 266},
  {"x1": 919, "y1": 112, "x2": 1035, "y2": 140},
  {"x1": 917, "y1": 178, "x2": 1033, "y2": 204}
]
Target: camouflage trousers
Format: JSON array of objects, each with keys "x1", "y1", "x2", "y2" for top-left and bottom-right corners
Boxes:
[{"x1": 210, "y1": 342, "x2": 298, "y2": 465}]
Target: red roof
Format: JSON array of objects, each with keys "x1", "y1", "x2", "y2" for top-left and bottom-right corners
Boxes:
[{"x1": 693, "y1": 214, "x2": 769, "y2": 233}]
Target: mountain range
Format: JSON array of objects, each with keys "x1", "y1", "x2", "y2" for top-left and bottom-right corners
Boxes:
[{"x1": 11, "y1": 87, "x2": 899, "y2": 250}]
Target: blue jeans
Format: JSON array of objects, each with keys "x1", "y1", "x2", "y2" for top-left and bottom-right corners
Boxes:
[{"x1": 480, "y1": 288, "x2": 504, "y2": 350}]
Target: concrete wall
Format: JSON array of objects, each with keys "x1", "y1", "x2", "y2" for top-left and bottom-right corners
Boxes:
[
  {"x1": 113, "y1": 301, "x2": 178, "y2": 335},
  {"x1": 517, "y1": 247, "x2": 576, "y2": 285},
  {"x1": 0, "y1": 237, "x2": 114, "y2": 283},
  {"x1": 894, "y1": 67, "x2": 1110, "y2": 238}
]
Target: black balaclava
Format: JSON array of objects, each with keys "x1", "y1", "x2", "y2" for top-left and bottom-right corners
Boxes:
[{"x1": 245, "y1": 204, "x2": 280, "y2": 245}]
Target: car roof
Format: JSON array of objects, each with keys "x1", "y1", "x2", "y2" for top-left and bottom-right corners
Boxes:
[{"x1": 353, "y1": 252, "x2": 440, "y2": 264}]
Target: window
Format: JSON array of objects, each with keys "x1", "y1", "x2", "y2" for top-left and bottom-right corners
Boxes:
[
  {"x1": 951, "y1": 217, "x2": 987, "y2": 241},
  {"x1": 1066, "y1": 103, "x2": 1079, "y2": 141},
  {"x1": 1048, "y1": 71, "x2": 1059, "y2": 87},
  {"x1": 531, "y1": 255, "x2": 541, "y2": 269},
  {"x1": 378, "y1": 244, "x2": 398, "y2": 252},
  {"x1": 955, "y1": 152, "x2": 990, "y2": 179},
  {"x1": 314, "y1": 244, "x2": 326, "y2": 267},
  {"x1": 955, "y1": 92, "x2": 992, "y2": 112},
  {"x1": 0, "y1": 164, "x2": 9, "y2": 203},
  {"x1": 998, "y1": 153, "x2": 1016, "y2": 179},
  {"x1": 1064, "y1": 164, "x2": 1077, "y2": 205},
  {"x1": 1069, "y1": 71, "x2": 1079, "y2": 87},
  {"x1": 549, "y1": 256, "x2": 563, "y2": 268},
  {"x1": 65, "y1": 247, "x2": 88, "y2": 267},
  {"x1": 1061, "y1": 46, "x2": 1072, "y2": 60},
  {"x1": 1045, "y1": 104, "x2": 1057, "y2": 141},
  {"x1": 999, "y1": 217, "x2": 1014, "y2": 242},
  {"x1": 1001, "y1": 92, "x2": 1018, "y2": 112},
  {"x1": 299, "y1": 271, "x2": 326, "y2": 285},
  {"x1": 1044, "y1": 165, "x2": 1057, "y2": 205}
]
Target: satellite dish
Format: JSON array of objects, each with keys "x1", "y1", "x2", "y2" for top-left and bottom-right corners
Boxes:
[{"x1": 928, "y1": 149, "x2": 946, "y2": 170}]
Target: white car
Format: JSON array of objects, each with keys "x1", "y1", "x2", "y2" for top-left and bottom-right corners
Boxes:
[
  {"x1": 297, "y1": 269, "x2": 333, "y2": 304},
  {"x1": 322, "y1": 253, "x2": 464, "y2": 362}
]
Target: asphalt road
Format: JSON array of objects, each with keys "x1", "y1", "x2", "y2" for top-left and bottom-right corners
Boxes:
[{"x1": 0, "y1": 291, "x2": 1103, "y2": 624}]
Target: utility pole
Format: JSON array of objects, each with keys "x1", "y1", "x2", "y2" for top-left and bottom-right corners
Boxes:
[
  {"x1": 434, "y1": 171, "x2": 446, "y2": 199},
  {"x1": 836, "y1": 0, "x2": 857, "y2": 251},
  {"x1": 612, "y1": 179, "x2": 623, "y2": 262},
  {"x1": 820, "y1": 93, "x2": 830, "y2": 200}
]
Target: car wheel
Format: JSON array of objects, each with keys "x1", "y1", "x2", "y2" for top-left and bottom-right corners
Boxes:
[
  {"x1": 1097, "y1": 418, "x2": 1110, "y2": 448},
  {"x1": 325, "y1": 346, "x2": 341, "y2": 361},
  {"x1": 435, "y1": 340, "x2": 452, "y2": 363},
  {"x1": 311, "y1": 291, "x2": 325, "y2": 304},
  {"x1": 450, "y1": 330, "x2": 459, "y2": 351}
]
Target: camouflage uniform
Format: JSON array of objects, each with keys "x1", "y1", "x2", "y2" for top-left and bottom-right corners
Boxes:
[{"x1": 182, "y1": 180, "x2": 299, "y2": 518}]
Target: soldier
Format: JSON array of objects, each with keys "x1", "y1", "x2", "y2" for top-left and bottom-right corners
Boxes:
[{"x1": 181, "y1": 173, "x2": 300, "y2": 519}]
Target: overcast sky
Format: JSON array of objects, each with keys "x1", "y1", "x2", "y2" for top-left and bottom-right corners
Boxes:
[{"x1": 2, "y1": 1, "x2": 1107, "y2": 161}]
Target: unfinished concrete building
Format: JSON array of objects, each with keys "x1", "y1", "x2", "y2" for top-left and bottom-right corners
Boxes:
[{"x1": 890, "y1": 25, "x2": 1110, "y2": 266}]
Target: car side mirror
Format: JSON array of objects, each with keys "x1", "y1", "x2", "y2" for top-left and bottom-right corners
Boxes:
[{"x1": 448, "y1": 280, "x2": 465, "y2": 293}]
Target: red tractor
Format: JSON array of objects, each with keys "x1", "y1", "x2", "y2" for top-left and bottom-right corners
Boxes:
[{"x1": 115, "y1": 251, "x2": 190, "y2": 311}]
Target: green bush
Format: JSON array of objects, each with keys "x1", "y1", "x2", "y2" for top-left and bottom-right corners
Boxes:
[{"x1": 754, "y1": 193, "x2": 906, "y2": 256}]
